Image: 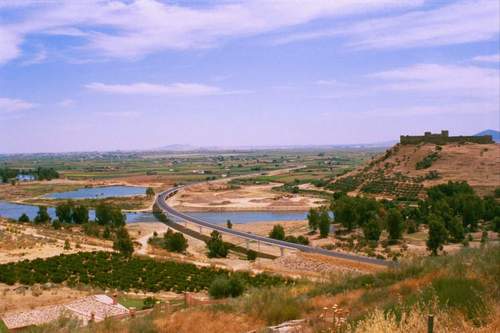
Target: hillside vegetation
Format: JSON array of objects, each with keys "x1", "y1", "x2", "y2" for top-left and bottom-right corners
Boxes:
[
  {"x1": 15, "y1": 246, "x2": 499, "y2": 333},
  {"x1": 330, "y1": 142, "x2": 499, "y2": 199}
]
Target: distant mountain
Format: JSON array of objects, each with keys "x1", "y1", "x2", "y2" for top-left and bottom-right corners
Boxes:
[
  {"x1": 157, "y1": 144, "x2": 199, "y2": 151},
  {"x1": 475, "y1": 129, "x2": 500, "y2": 142}
]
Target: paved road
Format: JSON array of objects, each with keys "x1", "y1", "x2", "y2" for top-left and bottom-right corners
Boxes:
[{"x1": 155, "y1": 187, "x2": 393, "y2": 267}]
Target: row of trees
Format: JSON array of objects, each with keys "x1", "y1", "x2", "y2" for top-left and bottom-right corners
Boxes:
[
  {"x1": 0, "y1": 167, "x2": 59, "y2": 183},
  {"x1": 18, "y1": 202, "x2": 133, "y2": 256},
  {"x1": 307, "y1": 208, "x2": 332, "y2": 238}
]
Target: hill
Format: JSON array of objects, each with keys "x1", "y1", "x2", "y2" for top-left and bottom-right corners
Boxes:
[
  {"x1": 475, "y1": 129, "x2": 500, "y2": 143},
  {"x1": 329, "y1": 142, "x2": 500, "y2": 198}
]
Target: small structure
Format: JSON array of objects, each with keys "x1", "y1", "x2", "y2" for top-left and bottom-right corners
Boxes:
[
  {"x1": 400, "y1": 130, "x2": 493, "y2": 145},
  {"x1": 1, "y1": 295, "x2": 129, "y2": 331}
]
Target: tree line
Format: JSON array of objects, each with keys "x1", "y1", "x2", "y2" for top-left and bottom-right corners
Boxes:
[{"x1": 0, "y1": 167, "x2": 59, "y2": 183}]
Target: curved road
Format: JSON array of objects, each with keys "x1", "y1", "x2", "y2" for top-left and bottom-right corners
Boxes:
[{"x1": 156, "y1": 187, "x2": 393, "y2": 268}]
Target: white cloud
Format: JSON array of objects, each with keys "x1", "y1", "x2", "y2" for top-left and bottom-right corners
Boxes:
[
  {"x1": 0, "y1": 28, "x2": 22, "y2": 64},
  {"x1": 95, "y1": 111, "x2": 140, "y2": 118},
  {"x1": 369, "y1": 63, "x2": 499, "y2": 98},
  {"x1": 57, "y1": 99, "x2": 75, "y2": 108},
  {"x1": 275, "y1": 0, "x2": 499, "y2": 50},
  {"x1": 0, "y1": 0, "x2": 422, "y2": 63},
  {"x1": 85, "y1": 82, "x2": 249, "y2": 96},
  {"x1": 0, "y1": 97, "x2": 35, "y2": 113},
  {"x1": 472, "y1": 54, "x2": 500, "y2": 63}
]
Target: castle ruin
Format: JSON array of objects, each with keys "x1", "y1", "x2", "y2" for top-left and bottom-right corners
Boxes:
[{"x1": 400, "y1": 130, "x2": 493, "y2": 145}]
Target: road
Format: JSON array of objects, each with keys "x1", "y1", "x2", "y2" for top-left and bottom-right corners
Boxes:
[{"x1": 155, "y1": 187, "x2": 394, "y2": 268}]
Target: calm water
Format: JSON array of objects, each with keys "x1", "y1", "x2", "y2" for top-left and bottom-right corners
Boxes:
[
  {"x1": 183, "y1": 211, "x2": 307, "y2": 224},
  {"x1": 0, "y1": 201, "x2": 307, "y2": 224},
  {"x1": 44, "y1": 185, "x2": 147, "y2": 199},
  {"x1": 0, "y1": 201, "x2": 156, "y2": 223}
]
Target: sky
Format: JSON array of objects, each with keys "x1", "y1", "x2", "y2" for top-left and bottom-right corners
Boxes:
[{"x1": 0, "y1": 0, "x2": 499, "y2": 153}]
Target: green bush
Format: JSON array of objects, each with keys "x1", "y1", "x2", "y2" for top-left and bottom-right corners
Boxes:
[
  {"x1": 206, "y1": 231, "x2": 228, "y2": 258},
  {"x1": 163, "y1": 229, "x2": 188, "y2": 253},
  {"x1": 209, "y1": 277, "x2": 244, "y2": 299},
  {"x1": 247, "y1": 250, "x2": 257, "y2": 261}
]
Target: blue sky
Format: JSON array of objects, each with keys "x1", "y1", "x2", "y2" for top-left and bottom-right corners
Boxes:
[{"x1": 0, "y1": 0, "x2": 499, "y2": 153}]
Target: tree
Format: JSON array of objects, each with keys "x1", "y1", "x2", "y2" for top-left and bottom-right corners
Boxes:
[
  {"x1": 269, "y1": 224, "x2": 285, "y2": 240},
  {"x1": 333, "y1": 198, "x2": 359, "y2": 231},
  {"x1": 493, "y1": 216, "x2": 500, "y2": 233},
  {"x1": 226, "y1": 219, "x2": 233, "y2": 229},
  {"x1": 318, "y1": 210, "x2": 331, "y2": 238},
  {"x1": 72, "y1": 205, "x2": 89, "y2": 224},
  {"x1": 307, "y1": 208, "x2": 319, "y2": 232},
  {"x1": 56, "y1": 202, "x2": 73, "y2": 224},
  {"x1": 206, "y1": 231, "x2": 228, "y2": 258},
  {"x1": 386, "y1": 208, "x2": 404, "y2": 242},
  {"x1": 363, "y1": 218, "x2": 381, "y2": 241},
  {"x1": 447, "y1": 216, "x2": 464, "y2": 243},
  {"x1": 34, "y1": 206, "x2": 51, "y2": 224},
  {"x1": 462, "y1": 196, "x2": 483, "y2": 231},
  {"x1": 103, "y1": 226, "x2": 111, "y2": 239},
  {"x1": 146, "y1": 187, "x2": 155, "y2": 198},
  {"x1": 163, "y1": 229, "x2": 188, "y2": 253},
  {"x1": 113, "y1": 227, "x2": 134, "y2": 256},
  {"x1": 18, "y1": 213, "x2": 30, "y2": 223},
  {"x1": 64, "y1": 239, "x2": 71, "y2": 250},
  {"x1": 426, "y1": 215, "x2": 448, "y2": 256},
  {"x1": 96, "y1": 204, "x2": 125, "y2": 227}
]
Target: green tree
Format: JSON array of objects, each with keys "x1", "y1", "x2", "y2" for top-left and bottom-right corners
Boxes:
[
  {"x1": 206, "y1": 231, "x2": 228, "y2": 258},
  {"x1": 386, "y1": 208, "x2": 404, "y2": 242},
  {"x1": 72, "y1": 205, "x2": 89, "y2": 224},
  {"x1": 493, "y1": 216, "x2": 500, "y2": 233},
  {"x1": 363, "y1": 218, "x2": 381, "y2": 241},
  {"x1": 269, "y1": 224, "x2": 285, "y2": 240},
  {"x1": 113, "y1": 227, "x2": 134, "y2": 256},
  {"x1": 307, "y1": 208, "x2": 319, "y2": 232},
  {"x1": 333, "y1": 198, "x2": 359, "y2": 231},
  {"x1": 146, "y1": 187, "x2": 155, "y2": 198},
  {"x1": 462, "y1": 196, "x2": 483, "y2": 231},
  {"x1": 34, "y1": 206, "x2": 51, "y2": 224},
  {"x1": 18, "y1": 213, "x2": 30, "y2": 223},
  {"x1": 226, "y1": 219, "x2": 233, "y2": 229},
  {"x1": 163, "y1": 229, "x2": 188, "y2": 253},
  {"x1": 426, "y1": 215, "x2": 448, "y2": 256},
  {"x1": 64, "y1": 239, "x2": 71, "y2": 250},
  {"x1": 103, "y1": 226, "x2": 111, "y2": 239},
  {"x1": 56, "y1": 202, "x2": 74, "y2": 224},
  {"x1": 447, "y1": 216, "x2": 465, "y2": 243},
  {"x1": 318, "y1": 210, "x2": 330, "y2": 238}
]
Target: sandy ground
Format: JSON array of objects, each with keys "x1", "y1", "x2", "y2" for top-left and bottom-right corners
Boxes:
[
  {"x1": 0, "y1": 219, "x2": 112, "y2": 264},
  {"x1": 169, "y1": 182, "x2": 325, "y2": 212}
]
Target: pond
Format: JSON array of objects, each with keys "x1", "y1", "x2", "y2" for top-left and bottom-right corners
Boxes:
[
  {"x1": 0, "y1": 201, "x2": 156, "y2": 223},
  {"x1": 44, "y1": 185, "x2": 147, "y2": 199}
]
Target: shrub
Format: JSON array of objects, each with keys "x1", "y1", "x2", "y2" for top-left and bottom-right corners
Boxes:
[
  {"x1": 142, "y1": 296, "x2": 157, "y2": 309},
  {"x1": 52, "y1": 219, "x2": 62, "y2": 230},
  {"x1": 241, "y1": 287, "x2": 304, "y2": 325},
  {"x1": 209, "y1": 277, "x2": 244, "y2": 299},
  {"x1": 247, "y1": 250, "x2": 257, "y2": 261},
  {"x1": 206, "y1": 231, "x2": 228, "y2": 258},
  {"x1": 163, "y1": 229, "x2": 188, "y2": 253},
  {"x1": 269, "y1": 224, "x2": 285, "y2": 240},
  {"x1": 113, "y1": 227, "x2": 134, "y2": 256},
  {"x1": 34, "y1": 206, "x2": 51, "y2": 224},
  {"x1": 18, "y1": 213, "x2": 30, "y2": 223}
]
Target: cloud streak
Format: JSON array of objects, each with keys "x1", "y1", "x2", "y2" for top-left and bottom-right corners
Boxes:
[
  {"x1": 85, "y1": 82, "x2": 250, "y2": 96},
  {"x1": 275, "y1": 0, "x2": 499, "y2": 50},
  {"x1": 0, "y1": 0, "x2": 422, "y2": 64},
  {"x1": 0, "y1": 97, "x2": 35, "y2": 113}
]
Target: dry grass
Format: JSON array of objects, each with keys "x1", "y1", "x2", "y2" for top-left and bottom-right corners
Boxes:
[{"x1": 154, "y1": 308, "x2": 263, "y2": 333}]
